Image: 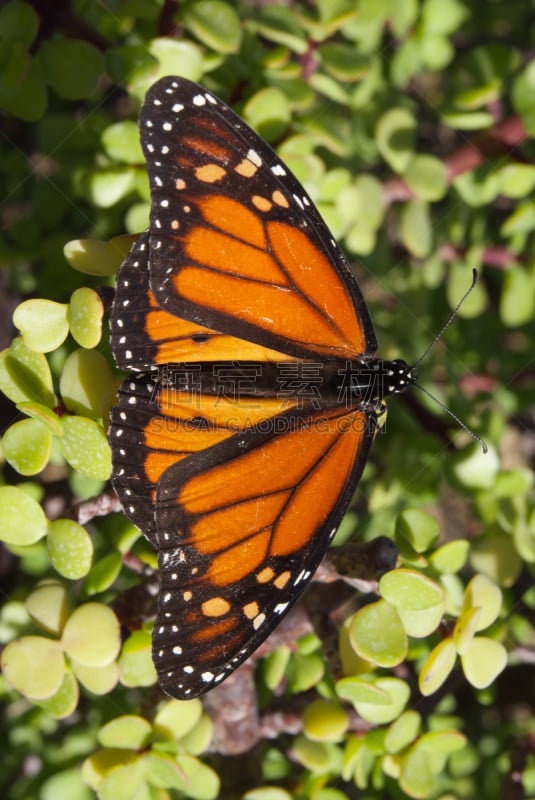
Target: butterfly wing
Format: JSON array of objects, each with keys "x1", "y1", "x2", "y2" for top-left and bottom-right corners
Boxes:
[
  {"x1": 137, "y1": 76, "x2": 376, "y2": 362},
  {"x1": 109, "y1": 76, "x2": 381, "y2": 698},
  {"x1": 153, "y1": 403, "x2": 372, "y2": 697},
  {"x1": 110, "y1": 228, "x2": 297, "y2": 371}
]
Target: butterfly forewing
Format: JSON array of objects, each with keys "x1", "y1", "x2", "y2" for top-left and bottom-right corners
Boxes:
[{"x1": 140, "y1": 77, "x2": 377, "y2": 361}]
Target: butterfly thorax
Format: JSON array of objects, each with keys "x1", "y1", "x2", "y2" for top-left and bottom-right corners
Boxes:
[{"x1": 152, "y1": 358, "x2": 416, "y2": 413}]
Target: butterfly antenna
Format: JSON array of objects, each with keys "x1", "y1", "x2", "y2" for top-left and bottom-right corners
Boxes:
[
  {"x1": 408, "y1": 269, "x2": 487, "y2": 452},
  {"x1": 412, "y1": 268, "x2": 478, "y2": 369},
  {"x1": 411, "y1": 380, "x2": 488, "y2": 453}
]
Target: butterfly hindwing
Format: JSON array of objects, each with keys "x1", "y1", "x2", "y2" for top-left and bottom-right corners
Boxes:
[{"x1": 152, "y1": 404, "x2": 373, "y2": 697}]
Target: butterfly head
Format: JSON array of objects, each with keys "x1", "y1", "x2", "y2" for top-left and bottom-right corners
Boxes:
[{"x1": 385, "y1": 359, "x2": 417, "y2": 396}]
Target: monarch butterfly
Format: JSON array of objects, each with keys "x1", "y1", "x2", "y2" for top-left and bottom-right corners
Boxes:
[{"x1": 109, "y1": 76, "x2": 416, "y2": 699}]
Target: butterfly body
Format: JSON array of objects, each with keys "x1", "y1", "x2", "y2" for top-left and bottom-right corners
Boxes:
[{"x1": 109, "y1": 77, "x2": 415, "y2": 698}]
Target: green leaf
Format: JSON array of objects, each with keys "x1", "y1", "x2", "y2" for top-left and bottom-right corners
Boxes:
[
  {"x1": 421, "y1": 0, "x2": 468, "y2": 35},
  {"x1": 59, "y1": 349, "x2": 113, "y2": 419},
  {"x1": 403, "y1": 154, "x2": 448, "y2": 201},
  {"x1": 175, "y1": 754, "x2": 221, "y2": 799},
  {"x1": 136, "y1": 38, "x2": 204, "y2": 96},
  {"x1": 311, "y1": 72, "x2": 352, "y2": 104},
  {"x1": 428, "y1": 539, "x2": 469, "y2": 574},
  {"x1": 500, "y1": 200, "x2": 535, "y2": 238},
  {"x1": 2, "y1": 417, "x2": 53, "y2": 475},
  {"x1": 390, "y1": 37, "x2": 422, "y2": 86},
  {"x1": 336, "y1": 174, "x2": 385, "y2": 251},
  {"x1": 16, "y1": 401, "x2": 62, "y2": 434},
  {"x1": 399, "y1": 745, "x2": 435, "y2": 798},
  {"x1": 419, "y1": 638, "x2": 457, "y2": 696},
  {"x1": 376, "y1": 108, "x2": 416, "y2": 173},
  {"x1": 446, "y1": 260, "x2": 487, "y2": 317},
  {"x1": 419, "y1": 729, "x2": 467, "y2": 759},
  {"x1": 154, "y1": 698, "x2": 204, "y2": 741},
  {"x1": 26, "y1": 581, "x2": 69, "y2": 636},
  {"x1": 58, "y1": 415, "x2": 112, "y2": 480},
  {"x1": 13, "y1": 298, "x2": 69, "y2": 353},
  {"x1": 262, "y1": 645, "x2": 292, "y2": 690},
  {"x1": 314, "y1": 0, "x2": 358, "y2": 29},
  {"x1": 302, "y1": 700, "x2": 349, "y2": 742},
  {"x1": 0, "y1": 0, "x2": 39, "y2": 45},
  {"x1": 81, "y1": 748, "x2": 139, "y2": 793},
  {"x1": 101, "y1": 121, "x2": 144, "y2": 164},
  {"x1": 1, "y1": 635, "x2": 65, "y2": 699},
  {"x1": 450, "y1": 442, "x2": 499, "y2": 490},
  {"x1": 336, "y1": 676, "x2": 392, "y2": 707},
  {"x1": 0, "y1": 485, "x2": 48, "y2": 545},
  {"x1": 346, "y1": 677, "x2": 410, "y2": 724},
  {"x1": 178, "y1": 713, "x2": 214, "y2": 756},
  {"x1": 183, "y1": 1, "x2": 242, "y2": 54},
  {"x1": 499, "y1": 164, "x2": 535, "y2": 199},
  {"x1": 454, "y1": 81, "x2": 502, "y2": 110},
  {"x1": 349, "y1": 599, "x2": 407, "y2": 667},
  {"x1": 64, "y1": 237, "x2": 137, "y2": 277},
  {"x1": 243, "y1": 789, "x2": 292, "y2": 800},
  {"x1": 318, "y1": 43, "x2": 370, "y2": 81},
  {"x1": 400, "y1": 198, "x2": 433, "y2": 257},
  {"x1": 460, "y1": 637, "x2": 507, "y2": 689},
  {"x1": 61, "y1": 603, "x2": 120, "y2": 668},
  {"x1": 0, "y1": 46, "x2": 47, "y2": 120},
  {"x1": 97, "y1": 757, "x2": 146, "y2": 800},
  {"x1": 512, "y1": 60, "x2": 535, "y2": 132},
  {"x1": 500, "y1": 265, "x2": 535, "y2": 327},
  {"x1": 462, "y1": 574, "x2": 502, "y2": 630},
  {"x1": 67, "y1": 288, "x2": 104, "y2": 349},
  {"x1": 119, "y1": 630, "x2": 157, "y2": 688},
  {"x1": 35, "y1": 671, "x2": 79, "y2": 719},
  {"x1": 243, "y1": 87, "x2": 291, "y2": 141},
  {"x1": 40, "y1": 37, "x2": 104, "y2": 99},
  {"x1": 384, "y1": 711, "x2": 421, "y2": 754},
  {"x1": 71, "y1": 659, "x2": 119, "y2": 695},
  {"x1": 341, "y1": 734, "x2": 375, "y2": 788},
  {"x1": 84, "y1": 551, "x2": 123, "y2": 595},
  {"x1": 441, "y1": 108, "x2": 494, "y2": 130},
  {"x1": 453, "y1": 606, "x2": 482, "y2": 655},
  {"x1": 380, "y1": 569, "x2": 444, "y2": 611},
  {"x1": 287, "y1": 649, "x2": 325, "y2": 694},
  {"x1": 470, "y1": 527, "x2": 522, "y2": 587},
  {"x1": 395, "y1": 509, "x2": 440, "y2": 552},
  {"x1": 453, "y1": 165, "x2": 501, "y2": 207},
  {"x1": 47, "y1": 518, "x2": 94, "y2": 580},
  {"x1": 252, "y1": 6, "x2": 308, "y2": 54},
  {"x1": 0, "y1": 39, "x2": 29, "y2": 90},
  {"x1": 495, "y1": 468, "x2": 534, "y2": 499},
  {"x1": 396, "y1": 604, "x2": 445, "y2": 638},
  {"x1": 290, "y1": 737, "x2": 333, "y2": 772},
  {"x1": 390, "y1": 0, "x2": 419, "y2": 35},
  {"x1": 98, "y1": 715, "x2": 152, "y2": 750},
  {"x1": 88, "y1": 167, "x2": 136, "y2": 208}
]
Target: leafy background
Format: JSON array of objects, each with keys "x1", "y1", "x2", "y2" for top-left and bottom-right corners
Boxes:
[{"x1": 0, "y1": 0, "x2": 534, "y2": 798}]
